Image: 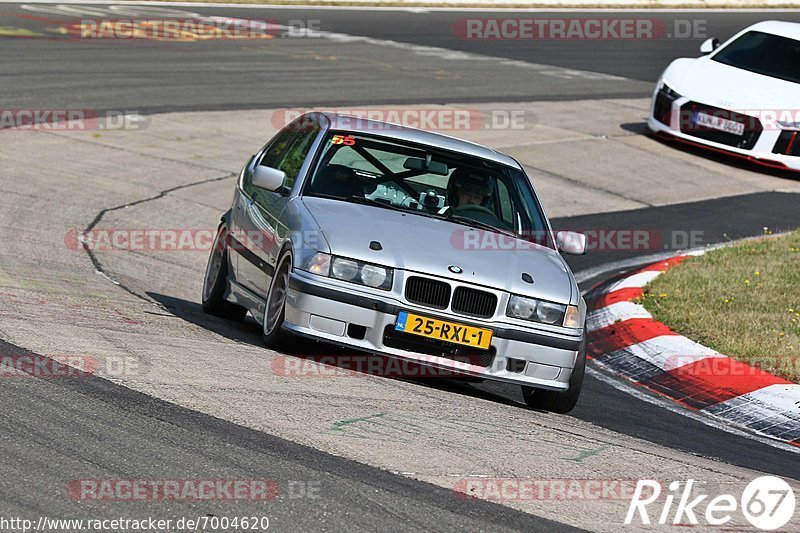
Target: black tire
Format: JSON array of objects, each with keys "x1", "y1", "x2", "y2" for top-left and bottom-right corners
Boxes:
[
  {"x1": 521, "y1": 338, "x2": 586, "y2": 414},
  {"x1": 202, "y1": 224, "x2": 247, "y2": 321},
  {"x1": 262, "y1": 251, "x2": 292, "y2": 349}
]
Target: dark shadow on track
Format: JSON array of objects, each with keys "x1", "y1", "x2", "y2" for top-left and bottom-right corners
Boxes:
[
  {"x1": 619, "y1": 122, "x2": 650, "y2": 135},
  {"x1": 555, "y1": 190, "x2": 800, "y2": 275},
  {"x1": 147, "y1": 292, "x2": 527, "y2": 410},
  {"x1": 0, "y1": 337, "x2": 576, "y2": 531}
]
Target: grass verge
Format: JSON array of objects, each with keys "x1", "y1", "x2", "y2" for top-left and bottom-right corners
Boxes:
[{"x1": 639, "y1": 230, "x2": 800, "y2": 383}]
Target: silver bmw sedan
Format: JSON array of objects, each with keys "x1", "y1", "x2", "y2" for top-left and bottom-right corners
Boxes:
[{"x1": 203, "y1": 112, "x2": 588, "y2": 413}]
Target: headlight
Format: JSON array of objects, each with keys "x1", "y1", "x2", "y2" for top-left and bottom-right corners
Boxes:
[
  {"x1": 360, "y1": 264, "x2": 388, "y2": 288},
  {"x1": 331, "y1": 257, "x2": 359, "y2": 281},
  {"x1": 536, "y1": 301, "x2": 564, "y2": 324},
  {"x1": 305, "y1": 252, "x2": 393, "y2": 290},
  {"x1": 778, "y1": 121, "x2": 800, "y2": 130},
  {"x1": 508, "y1": 296, "x2": 537, "y2": 319},
  {"x1": 507, "y1": 295, "x2": 580, "y2": 328},
  {"x1": 660, "y1": 80, "x2": 682, "y2": 100},
  {"x1": 305, "y1": 252, "x2": 331, "y2": 276},
  {"x1": 563, "y1": 305, "x2": 581, "y2": 328}
]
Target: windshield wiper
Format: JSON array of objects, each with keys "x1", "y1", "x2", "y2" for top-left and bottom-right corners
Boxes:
[
  {"x1": 448, "y1": 214, "x2": 516, "y2": 238},
  {"x1": 310, "y1": 193, "x2": 405, "y2": 213},
  {"x1": 344, "y1": 195, "x2": 409, "y2": 213},
  {"x1": 343, "y1": 195, "x2": 449, "y2": 222}
]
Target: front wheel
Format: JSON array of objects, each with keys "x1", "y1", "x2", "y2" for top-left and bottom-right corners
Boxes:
[
  {"x1": 521, "y1": 338, "x2": 586, "y2": 414},
  {"x1": 262, "y1": 251, "x2": 292, "y2": 349},
  {"x1": 202, "y1": 224, "x2": 247, "y2": 321}
]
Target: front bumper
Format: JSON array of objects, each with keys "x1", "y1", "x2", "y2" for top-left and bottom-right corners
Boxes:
[
  {"x1": 283, "y1": 271, "x2": 583, "y2": 391},
  {"x1": 647, "y1": 91, "x2": 800, "y2": 172}
]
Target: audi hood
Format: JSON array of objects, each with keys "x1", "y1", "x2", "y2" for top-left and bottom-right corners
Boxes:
[{"x1": 661, "y1": 56, "x2": 800, "y2": 111}]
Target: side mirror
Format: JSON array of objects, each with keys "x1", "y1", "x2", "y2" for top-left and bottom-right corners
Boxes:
[
  {"x1": 556, "y1": 231, "x2": 587, "y2": 255},
  {"x1": 699, "y1": 38, "x2": 719, "y2": 55},
  {"x1": 252, "y1": 165, "x2": 286, "y2": 192}
]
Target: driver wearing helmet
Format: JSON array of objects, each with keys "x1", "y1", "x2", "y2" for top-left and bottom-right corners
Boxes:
[{"x1": 447, "y1": 167, "x2": 492, "y2": 210}]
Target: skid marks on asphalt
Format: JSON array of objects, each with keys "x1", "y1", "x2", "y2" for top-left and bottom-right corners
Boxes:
[
  {"x1": 0, "y1": 282, "x2": 141, "y2": 327},
  {"x1": 323, "y1": 412, "x2": 611, "y2": 462}
]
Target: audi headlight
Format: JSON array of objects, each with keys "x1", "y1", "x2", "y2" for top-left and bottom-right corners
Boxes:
[
  {"x1": 778, "y1": 121, "x2": 800, "y2": 131},
  {"x1": 660, "y1": 80, "x2": 682, "y2": 100},
  {"x1": 507, "y1": 295, "x2": 580, "y2": 328},
  {"x1": 305, "y1": 252, "x2": 392, "y2": 290}
]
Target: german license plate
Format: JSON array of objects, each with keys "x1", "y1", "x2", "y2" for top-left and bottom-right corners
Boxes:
[
  {"x1": 395, "y1": 311, "x2": 493, "y2": 349},
  {"x1": 694, "y1": 111, "x2": 745, "y2": 136}
]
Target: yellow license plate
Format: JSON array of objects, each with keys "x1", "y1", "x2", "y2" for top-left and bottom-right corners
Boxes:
[{"x1": 395, "y1": 311, "x2": 493, "y2": 349}]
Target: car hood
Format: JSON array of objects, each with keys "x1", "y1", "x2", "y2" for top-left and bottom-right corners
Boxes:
[
  {"x1": 670, "y1": 56, "x2": 800, "y2": 110},
  {"x1": 302, "y1": 197, "x2": 574, "y2": 304}
]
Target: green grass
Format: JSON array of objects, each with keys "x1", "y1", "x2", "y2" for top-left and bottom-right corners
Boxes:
[{"x1": 639, "y1": 230, "x2": 800, "y2": 383}]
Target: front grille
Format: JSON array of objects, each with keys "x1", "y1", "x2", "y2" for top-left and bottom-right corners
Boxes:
[
  {"x1": 405, "y1": 276, "x2": 450, "y2": 309},
  {"x1": 773, "y1": 130, "x2": 800, "y2": 156},
  {"x1": 451, "y1": 286, "x2": 497, "y2": 318},
  {"x1": 652, "y1": 88, "x2": 675, "y2": 126},
  {"x1": 679, "y1": 102, "x2": 762, "y2": 150},
  {"x1": 382, "y1": 325, "x2": 495, "y2": 367}
]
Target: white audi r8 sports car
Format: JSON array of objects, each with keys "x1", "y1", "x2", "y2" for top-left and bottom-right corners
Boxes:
[
  {"x1": 202, "y1": 112, "x2": 589, "y2": 413},
  {"x1": 648, "y1": 21, "x2": 800, "y2": 172}
]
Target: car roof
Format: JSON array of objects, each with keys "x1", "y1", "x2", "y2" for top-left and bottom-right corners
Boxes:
[
  {"x1": 743, "y1": 20, "x2": 800, "y2": 40},
  {"x1": 315, "y1": 112, "x2": 523, "y2": 170}
]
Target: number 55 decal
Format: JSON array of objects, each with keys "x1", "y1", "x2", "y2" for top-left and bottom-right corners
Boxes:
[{"x1": 331, "y1": 134, "x2": 356, "y2": 146}]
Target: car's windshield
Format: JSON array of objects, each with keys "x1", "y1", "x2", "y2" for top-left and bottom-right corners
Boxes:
[
  {"x1": 712, "y1": 31, "x2": 800, "y2": 84},
  {"x1": 302, "y1": 131, "x2": 552, "y2": 247}
]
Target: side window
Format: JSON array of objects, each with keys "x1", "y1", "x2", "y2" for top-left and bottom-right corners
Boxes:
[
  {"x1": 242, "y1": 128, "x2": 296, "y2": 199},
  {"x1": 261, "y1": 128, "x2": 296, "y2": 168},
  {"x1": 241, "y1": 117, "x2": 319, "y2": 205},
  {"x1": 273, "y1": 124, "x2": 318, "y2": 190}
]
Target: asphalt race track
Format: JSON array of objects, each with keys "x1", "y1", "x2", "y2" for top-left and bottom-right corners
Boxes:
[
  {"x1": 1, "y1": 3, "x2": 800, "y2": 531},
  {"x1": 4, "y1": 5, "x2": 800, "y2": 111}
]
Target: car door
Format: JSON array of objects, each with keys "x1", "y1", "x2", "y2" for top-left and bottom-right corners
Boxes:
[{"x1": 233, "y1": 119, "x2": 319, "y2": 304}]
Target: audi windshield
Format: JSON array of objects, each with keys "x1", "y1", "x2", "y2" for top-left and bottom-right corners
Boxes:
[{"x1": 712, "y1": 31, "x2": 800, "y2": 84}]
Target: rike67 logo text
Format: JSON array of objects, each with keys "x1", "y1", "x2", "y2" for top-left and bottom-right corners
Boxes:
[{"x1": 626, "y1": 476, "x2": 795, "y2": 530}]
